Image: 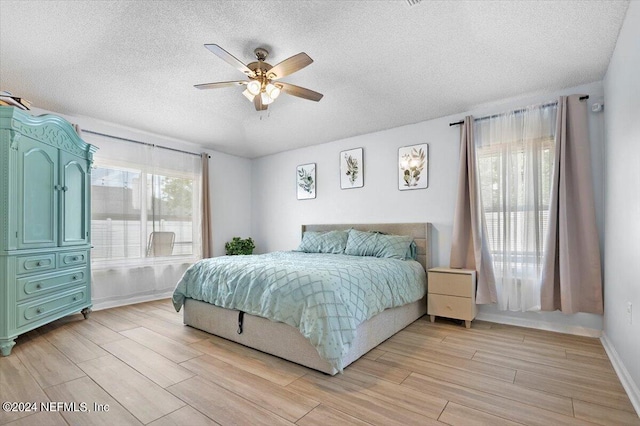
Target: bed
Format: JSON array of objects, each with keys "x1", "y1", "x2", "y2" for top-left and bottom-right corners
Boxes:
[{"x1": 173, "y1": 223, "x2": 431, "y2": 375}]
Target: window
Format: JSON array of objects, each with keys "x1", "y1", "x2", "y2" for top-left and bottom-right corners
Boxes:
[
  {"x1": 147, "y1": 174, "x2": 195, "y2": 256},
  {"x1": 91, "y1": 167, "x2": 142, "y2": 260},
  {"x1": 91, "y1": 167, "x2": 197, "y2": 261},
  {"x1": 86, "y1": 135, "x2": 202, "y2": 266},
  {"x1": 475, "y1": 103, "x2": 557, "y2": 311}
]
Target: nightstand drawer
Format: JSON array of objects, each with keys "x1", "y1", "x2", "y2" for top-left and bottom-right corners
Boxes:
[
  {"x1": 16, "y1": 286, "x2": 88, "y2": 329},
  {"x1": 16, "y1": 268, "x2": 87, "y2": 302},
  {"x1": 16, "y1": 253, "x2": 56, "y2": 275},
  {"x1": 429, "y1": 272, "x2": 475, "y2": 297},
  {"x1": 428, "y1": 294, "x2": 475, "y2": 320}
]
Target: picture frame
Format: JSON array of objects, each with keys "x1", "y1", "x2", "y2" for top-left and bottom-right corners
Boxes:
[
  {"x1": 398, "y1": 143, "x2": 428, "y2": 190},
  {"x1": 340, "y1": 148, "x2": 364, "y2": 189},
  {"x1": 296, "y1": 163, "x2": 316, "y2": 200}
]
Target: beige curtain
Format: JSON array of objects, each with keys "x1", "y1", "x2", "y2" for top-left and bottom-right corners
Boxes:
[
  {"x1": 450, "y1": 116, "x2": 498, "y2": 304},
  {"x1": 201, "y1": 153, "x2": 213, "y2": 258},
  {"x1": 540, "y1": 96, "x2": 603, "y2": 314}
]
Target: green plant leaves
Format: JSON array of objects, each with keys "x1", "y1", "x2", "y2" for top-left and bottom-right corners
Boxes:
[{"x1": 225, "y1": 236, "x2": 255, "y2": 255}]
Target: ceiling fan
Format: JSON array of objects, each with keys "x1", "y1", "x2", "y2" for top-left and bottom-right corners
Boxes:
[{"x1": 195, "y1": 44, "x2": 323, "y2": 111}]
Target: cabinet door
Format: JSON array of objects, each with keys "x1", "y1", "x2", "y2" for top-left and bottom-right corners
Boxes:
[
  {"x1": 17, "y1": 138, "x2": 58, "y2": 249},
  {"x1": 60, "y1": 151, "x2": 89, "y2": 246}
]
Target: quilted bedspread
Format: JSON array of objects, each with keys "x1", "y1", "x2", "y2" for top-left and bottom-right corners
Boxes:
[{"x1": 172, "y1": 251, "x2": 426, "y2": 371}]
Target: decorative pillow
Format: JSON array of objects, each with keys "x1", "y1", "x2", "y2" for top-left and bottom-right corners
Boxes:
[
  {"x1": 297, "y1": 230, "x2": 348, "y2": 254},
  {"x1": 344, "y1": 229, "x2": 380, "y2": 257},
  {"x1": 344, "y1": 229, "x2": 414, "y2": 260}
]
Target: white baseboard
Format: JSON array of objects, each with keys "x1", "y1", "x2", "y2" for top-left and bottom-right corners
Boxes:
[
  {"x1": 475, "y1": 312, "x2": 602, "y2": 338},
  {"x1": 600, "y1": 332, "x2": 640, "y2": 416},
  {"x1": 91, "y1": 291, "x2": 174, "y2": 311}
]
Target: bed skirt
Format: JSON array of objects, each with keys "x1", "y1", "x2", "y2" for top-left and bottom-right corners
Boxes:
[{"x1": 184, "y1": 296, "x2": 426, "y2": 375}]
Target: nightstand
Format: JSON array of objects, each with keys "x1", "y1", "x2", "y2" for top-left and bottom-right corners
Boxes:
[{"x1": 427, "y1": 267, "x2": 477, "y2": 328}]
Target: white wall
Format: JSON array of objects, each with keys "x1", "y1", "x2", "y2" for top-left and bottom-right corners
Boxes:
[
  {"x1": 209, "y1": 150, "x2": 253, "y2": 256},
  {"x1": 602, "y1": 0, "x2": 640, "y2": 411},
  {"x1": 252, "y1": 80, "x2": 606, "y2": 335},
  {"x1": 251, "y1": 115, "x2": 459, "y2": 263}
]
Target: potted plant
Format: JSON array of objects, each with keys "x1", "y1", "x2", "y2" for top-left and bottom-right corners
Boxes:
[{"x1": 225, "y1": 237, "x2": 255, "y2": 255}]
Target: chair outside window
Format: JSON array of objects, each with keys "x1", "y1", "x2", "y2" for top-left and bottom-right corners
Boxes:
[{"x1": 146, "y1": 231, "x2": 175, "y2": 257}]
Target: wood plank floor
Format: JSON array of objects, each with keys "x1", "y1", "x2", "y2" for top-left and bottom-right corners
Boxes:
[{"x1": 1, "y1": 299, "x2": 638, "y2": 426}]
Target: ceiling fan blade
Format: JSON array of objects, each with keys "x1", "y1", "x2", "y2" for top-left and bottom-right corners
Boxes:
[
  {"x1": 204, "y1": 44, "x2": 255, "y2": 77},
  {"x1": 194, "y1": 81, "x2": 247, "y2": 90},
  {"x1": 278, "y1": 82, "x2": 323, "y2": 102},
  {"x1": 254, "y1": 94, "x2": 268, "y2": 111},
  {"x1": 267, "y1": 53, "x2": 313, "y2": 80}
]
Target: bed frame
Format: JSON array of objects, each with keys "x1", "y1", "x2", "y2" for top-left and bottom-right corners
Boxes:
[{"x1": 183, "y1": 223, "x2": 431, "y2": 375}]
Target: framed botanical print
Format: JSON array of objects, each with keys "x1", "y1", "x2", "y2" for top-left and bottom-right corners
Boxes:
[
  {"x1": 296, "y1": 163, "x2": 316, "y2": 200},
  {"x1": 340, "y1": 148, "x2": 364, "y2": 189},
  {"x1": 398, "y1": 143, "x2": 428, "y2": 190}
]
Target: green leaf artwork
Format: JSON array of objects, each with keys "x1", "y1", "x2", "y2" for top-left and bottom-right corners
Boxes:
[
  {"x1": 298, "y1": 167, "x2": 315, "y2": 193},
  {"x1": 399, "y1": 145, "x2": 428, "y2": 189},
  {"x1": 340, "y1": 148, "x2": 363, "y2": 189},
  {"x1": 345, "y1": 153, "x2": 359, "y2": 185},
  {"x1": 296, "y1": 163, "x2": 316, "y2": 200}
]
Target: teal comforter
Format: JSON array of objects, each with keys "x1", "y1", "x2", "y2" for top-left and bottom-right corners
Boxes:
[{"x1": 172, "y1": 251, "x2": 426, "y2": 371}]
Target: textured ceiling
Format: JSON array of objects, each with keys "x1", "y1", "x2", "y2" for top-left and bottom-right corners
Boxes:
[{"x1": 0, "y1": 1, "x2": 629, "y2": 158}]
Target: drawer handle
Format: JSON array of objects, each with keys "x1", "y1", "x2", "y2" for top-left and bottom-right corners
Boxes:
[
  {"x1": 446, "y1": 305, "x2": 452, "y2": 311},
  {"x1": 35, "y1": 283, "x2": 42, "y2": 289},
  {"x1": 62, "y1": 186, "x2": 68, "y2": 191},
  {"x1": 72, "y1": 296, "x2": 78, "y2": 301},
  {"x1": 73, "y1": 256, "x2": 79, "y2": 261},
  {"x1": 72, "y1": 275, "x2": 78, "y2": 280},
  {"x1": 36, "y1": 308, "x2": 43, "y2": 314},
  {"x1": 36, "y1": 261, "x2": 42, "y2": 266}
]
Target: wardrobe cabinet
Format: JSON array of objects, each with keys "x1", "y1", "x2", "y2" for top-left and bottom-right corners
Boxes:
[{"x1": 0, "y1": 106, "x2": 97, "y2": 356}]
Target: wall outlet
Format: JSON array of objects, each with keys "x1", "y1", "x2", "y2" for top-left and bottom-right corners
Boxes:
[{"x1": 627, "y1": 302, "x2": 633, "y2": 325}]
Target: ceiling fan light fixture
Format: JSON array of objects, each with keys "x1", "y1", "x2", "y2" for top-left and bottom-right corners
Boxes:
[
  {"x1": 265, "y1": 83, "x2": 281, "y2": 100},
  {"x1": 260, "y1": 92, "x2": 274, "y2": 105},
  {"x1": 242, "y1": 89, "x2": 256, "y2": 102},
  {"x1": 246, "y1": 80, "x2": 261, "y2": 96}
]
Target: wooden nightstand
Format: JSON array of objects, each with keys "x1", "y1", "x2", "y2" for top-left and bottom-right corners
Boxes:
[{"x1": 427, "y1": 267, "x2": 477, "y2": 328}]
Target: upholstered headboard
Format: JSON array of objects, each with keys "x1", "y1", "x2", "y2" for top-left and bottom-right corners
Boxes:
[{"x1": 301, "y1": 223, "x2": 432, "y2": 271}]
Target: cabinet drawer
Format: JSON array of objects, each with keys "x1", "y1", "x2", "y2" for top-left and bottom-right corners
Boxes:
[
  {"x1": 428, "y1": 294, "x2": 476, "y2": 320},
  {"x1": 58, "y1": 251, "x2": 88, "y2": 268},
  {"x1": 428, "y1": 271, "x2": 475, "y2": 297},
  {"x1": 16, "y1": 253, "x2": 56, "y2": 275},
  {"x1": 16, "y1": 268, "x2": 87, "y2": 302},
  {"x1": 16, "y1": 286, "x2": 88, "y2": 329}
]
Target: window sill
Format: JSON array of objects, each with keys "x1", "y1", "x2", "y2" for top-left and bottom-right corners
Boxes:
[{"x1": 91, "y1": 255, "x2": 200, "y2": 270}]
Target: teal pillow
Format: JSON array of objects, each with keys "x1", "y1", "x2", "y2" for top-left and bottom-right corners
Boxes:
[
  {"x1": 297, "y1": 230, "x2": 348, "y2": 254},
  {"x1": 344, "y1": 229, "x2": 380, "y2": 257},
  {"x1": 344, "y1": 229, "x2": 414, "y2": 260}
]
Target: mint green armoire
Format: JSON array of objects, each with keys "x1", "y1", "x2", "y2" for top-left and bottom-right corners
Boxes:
[{"x1": 0, "y1": 106, "x2": 97, "y2": 356}]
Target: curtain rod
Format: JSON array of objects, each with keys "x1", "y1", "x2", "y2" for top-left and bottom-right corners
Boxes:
[
  {"x1": 82, "y1": 129, "x2": 206, "y2": 157},
  {"x1": 448, "y1": 95, "x2": 589, "y2": 127}
]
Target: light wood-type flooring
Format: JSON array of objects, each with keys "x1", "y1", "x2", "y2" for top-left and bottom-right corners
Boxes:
[{"x1": 1, "y1": 299, "x2": 638, "y2": 425}]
